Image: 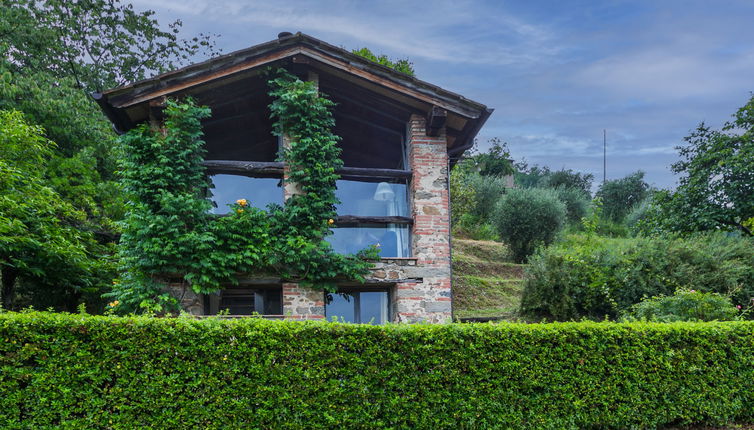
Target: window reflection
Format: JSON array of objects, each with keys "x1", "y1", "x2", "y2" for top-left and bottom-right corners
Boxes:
[
  {"x1": 335, "y1": 180, "x2": 407, "y2": 217},
  {"x1": 209, "y1": 175, "x2": 282, "y2": 214},
  {"x1": 327, "y1": 225, "x2": 410, "y2": 258},
  {"x1": 325, "y1": 290, "x2": 388, "y2": 324}
]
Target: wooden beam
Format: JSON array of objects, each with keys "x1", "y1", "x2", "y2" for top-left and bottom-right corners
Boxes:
[
  {"x1": 203, "y1": 160, "x2": 284, "y2": 176},
  {"x1": 426, "y1": 105, "x2": 447, "y2": 137},
  {"x1": 337, "y1": 166, "x2": 411, "y2": 180},
  {"x1": 335, "y1": 215, "x2": 413, "y2": 225},
  {"x1": 202, "y1": 160, "x2": 411, "y2": 180}
]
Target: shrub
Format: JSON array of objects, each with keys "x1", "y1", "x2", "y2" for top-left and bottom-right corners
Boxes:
[
  {"x1": 2, "y1": 312, "x2": 754, "y2": 429},
  {"x1": 521, "y1": 233, "x2": 754, "y2": 321},
  {"x1": 492, "y1": 187, "x2": 566, "y2": 262},
  {"x1": 467, "y1": 173, "x2": 509, "y2": 220},
  {"x1": 624, "y1": 290, "x2": 740, "y2": 322},
  {"x1": 454, "y1": 213, "x2": 499, "y2": 241},
  {"x1": 595, "y1": 171, "x2": 650, "y2": 222},
  {"x1": 553, "y1": 186, "x2": 589, "y2": 225}
]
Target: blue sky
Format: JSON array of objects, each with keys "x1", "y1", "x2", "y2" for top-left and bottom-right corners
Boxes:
[{"x1": 133, "y1": 0, "x2": 754, "y2": 190}]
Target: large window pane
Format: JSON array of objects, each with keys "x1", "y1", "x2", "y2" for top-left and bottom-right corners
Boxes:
[
  {"x1": 325, "y1": 290, "x2": 389, "y2": 324},
  {"x1": 209, "y1": 175, "x2": 282, "y2": 214},
  {"x1": 360, "y1": 291, "x2": 388, "y2": 325},
  {"x1": 325, "y1": 292, "x2": 356, "y2": 323},
  {"x1": 327, "y1": 224, "x2": 410, "y2": 257},
  {"x1": 335, "y1": 180, "x2": 408, "y2": 217}
]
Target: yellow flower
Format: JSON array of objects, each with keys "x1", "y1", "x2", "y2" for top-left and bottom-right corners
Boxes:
[
  {"x1": 108, "y1": 300, "x2": 120, "y2": 308},
  {"x1": 328, "y1": 219, "x2": 335, "y2": 225},
  {"x1": 236, "y1": 199, "x2": 248, "y2": 207},
  {"x1": 236, "y1": 208, "x2": 244, "y2": 214}
]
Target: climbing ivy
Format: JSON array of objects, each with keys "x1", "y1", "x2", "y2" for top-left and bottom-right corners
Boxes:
[{"x1": 110, "y1": 70, "x2": 378, "y2": 313}]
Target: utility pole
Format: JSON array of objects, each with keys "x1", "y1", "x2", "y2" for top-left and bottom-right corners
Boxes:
[{"x1": 603, "y1": 129, "x2": 606, "y2": 184}]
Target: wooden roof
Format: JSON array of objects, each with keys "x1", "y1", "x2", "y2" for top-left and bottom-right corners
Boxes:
[{"x1": 93, "y1": 32, "x2": 493, "y2": 160}]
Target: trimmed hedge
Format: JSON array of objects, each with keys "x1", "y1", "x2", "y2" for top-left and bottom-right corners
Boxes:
[{"x1": 2, "y1": 313, "x2": 754, "y2": 429}]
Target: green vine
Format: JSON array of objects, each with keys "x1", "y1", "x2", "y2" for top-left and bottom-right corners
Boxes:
[{"x1": 110, "y1": 69, "x2": 378, "y2": 313}]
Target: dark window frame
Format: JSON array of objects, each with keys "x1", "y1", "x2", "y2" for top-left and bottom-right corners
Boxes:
[
  {"x1": 204, "y1": 285, "x2": 283, "y2": 316},
  {"x1": 325, "y1": 287, "x2": 391, "y2": 324}
]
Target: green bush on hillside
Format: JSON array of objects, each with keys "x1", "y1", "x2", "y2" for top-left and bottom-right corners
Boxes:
[
  {"x1": 624, "y1": 289, "x2": 740, "y2": 322},
  {"x1": 521, "y1": 233, "x2": 754, "y2": 321},
  {"x1": 492, "y1": 187, "x2": 566, "y2": 262},
  {"x1": 1, "y1": 312, "x2": 754, "y2": 429},
  {"x1": 553, "y1": 186, "x2": 590, "y2": 225}
]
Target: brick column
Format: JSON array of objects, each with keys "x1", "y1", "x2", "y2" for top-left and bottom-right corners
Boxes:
[{"x1": 393, "y1": 114, "x2": 452, "y2": 323}]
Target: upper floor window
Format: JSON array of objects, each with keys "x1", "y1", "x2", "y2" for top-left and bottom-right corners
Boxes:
[
  {"x1": 334, "y1": 180, "x2": 408, "y2": 217},
  {"x1": 328, "y1": 179, "x2": 411, "y2": 258}
]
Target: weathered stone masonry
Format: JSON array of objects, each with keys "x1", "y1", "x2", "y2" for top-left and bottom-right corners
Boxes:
[{"x1": 391, "y1": 115, "x2": 452, "y2": 323}]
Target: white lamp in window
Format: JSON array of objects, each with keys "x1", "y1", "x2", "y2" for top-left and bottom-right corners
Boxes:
[{"x1": 373, "y1": 182, "x2": 395, "y2": 201}]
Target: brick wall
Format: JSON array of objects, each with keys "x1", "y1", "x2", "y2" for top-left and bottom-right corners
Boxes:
[{"x1": 392, "y1": 114, "x2": 452, "y2": 323}]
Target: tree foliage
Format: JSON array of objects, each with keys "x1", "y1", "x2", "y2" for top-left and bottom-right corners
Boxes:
[
  {"x1": 645, "y1": 95, "x2": 754, "y2": 236},
  {"x1": 492, "y1": 187, "x2": 566, "y2": 263},
  {"x1": 514, "y1": 164, "x2": 593, "y2": 197},
  {"x1": 595, "y1": 171, "x2": 650, "y2": 222},
  {"x1": 0, "y1": 0, "x2": 218, "y2": 311},
  {"x1": 1, "y1": 0, "x2": 219, "y2": 91},
  {"x1": 0, "y1": 110, "x2": 112, "y2": 310}
]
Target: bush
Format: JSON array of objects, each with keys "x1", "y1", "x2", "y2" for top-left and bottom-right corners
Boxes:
[
  {"x1": 2, "y1": 312, "x2": 754, "y2": 429},
  {"x1": 521, "y1": 233, "x2": 754, "y2": 321},
  {"x1": 454, "y1": 213, "x2": 499, "y2": 241},
  {"x1": 553, "y1": 186, "x2": 589, "y2": 225},
  {"x1": 624, "y1": 290, "x2": 740, "y2": 322},
  {"x1": 467, "y1": 173, "x2": 509, "y2": 220},
  {"x1": 492, "y1": 187, "x2": 566, "y2": 262},
  {"x1": 595, "y1": 171, "x2": 650, "y2": 222}
]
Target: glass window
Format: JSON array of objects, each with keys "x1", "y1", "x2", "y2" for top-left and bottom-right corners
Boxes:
[
  {"x1": 325, "y1": 290, "x2": 389, "y2": 324},
  {"x1": 209, "y1": 175, "x2": 282, "y2": 214},
  {"x1": 327, "y1": 224, "x2": 410, "y2": 258},
  {"x1": 206, "y1": 287, "x2": 282, "y2": 316},
  {"x1": 335, "y1": 180, "x2": 408, "y2": 217}
]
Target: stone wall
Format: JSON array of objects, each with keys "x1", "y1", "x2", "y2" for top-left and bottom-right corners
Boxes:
[{"x1": 391, "y1": 114, "x2": 452, "y2": 323}]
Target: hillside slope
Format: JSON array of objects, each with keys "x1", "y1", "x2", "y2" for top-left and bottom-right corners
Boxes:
[{"x1": 451, "y1": 239, "x2": 525, "y2": 320}]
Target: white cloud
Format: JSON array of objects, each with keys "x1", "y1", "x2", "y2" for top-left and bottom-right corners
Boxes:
[{"x1": 136, "y1": 0, "x2": 561, "y2": 66}]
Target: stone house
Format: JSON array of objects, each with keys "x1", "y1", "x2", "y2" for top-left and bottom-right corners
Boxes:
[{"x1": 95, "y1": 32, "x2": 492, "y2": 323}]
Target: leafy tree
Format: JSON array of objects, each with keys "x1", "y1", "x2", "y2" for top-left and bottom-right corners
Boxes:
[
  {"x1": 457, "y1": 138, "x2": 515, "y2": 178},
  {"x1": 492, "y1": 187, "x2": 566, "y2": 263},
  {"x1": 0, "y1": 110, "x2": 110, "y2": 310},
  {"x1": 553, "y1": 186, "x2": 590, "y2": 225},
  {"x1": 595, "y1": 171, "x2": 650, "y2": 222},
  {"x1": 543, "y1": 169, "x2": 593, "y2": 197},
  {"x1": 0, "y1": 0, "x2": 219, "y2": 310},
  {"x1": 1, "y1": 0, "x2": 219, "y2": 91},
  {"x1": 514, "y1": 163, "x2": 593, "y2": 197},
  {"x1": 352, "y1": 47, "x2": 414, "y2": 76},
  {"x1": 648, "y1": 95, "x2": 754, "y2": 236}
]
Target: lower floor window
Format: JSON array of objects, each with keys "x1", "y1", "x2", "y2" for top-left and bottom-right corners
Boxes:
[
  {"x1": 205, "y1": 286, "x2": 282, "y2": 316},
  {"x1": 325, "y1": 289, "x2": 389, "y2": 324}
]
